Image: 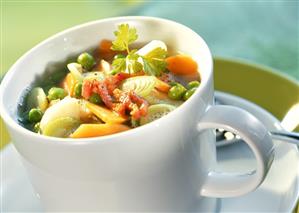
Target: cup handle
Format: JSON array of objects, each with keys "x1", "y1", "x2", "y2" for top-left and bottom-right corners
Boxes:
[{"x1": 197, "y1": 105, "x2": 275, "y2": 197}]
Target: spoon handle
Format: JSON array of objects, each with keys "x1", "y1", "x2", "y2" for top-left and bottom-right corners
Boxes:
[{"x1": 270, "y1": 131, "x2": 299, "y2": 145}]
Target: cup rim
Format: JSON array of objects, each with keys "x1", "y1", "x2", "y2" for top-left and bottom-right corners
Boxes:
[{"x1": 0, "y1": 16, "x2": 213, "y2": 145}]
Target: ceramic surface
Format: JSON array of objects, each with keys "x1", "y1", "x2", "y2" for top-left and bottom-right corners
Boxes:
[
  {"x1": 0, "y1": 17, "x2": 274, "y2": 211},
  {"x1": 2, "y1": 92, "x2": 298, "y2": 212}
]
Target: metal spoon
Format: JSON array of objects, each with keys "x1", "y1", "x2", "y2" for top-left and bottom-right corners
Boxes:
[
  {"x1": 215, "y1": 98, "x2": 299, "y2": 146},
  {"x1": 216, "y1": 128, "x2": 299, "y2": 146}
]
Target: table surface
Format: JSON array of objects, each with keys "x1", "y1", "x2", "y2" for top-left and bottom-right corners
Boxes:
[{"x1": 1, "y1": 1, "x2": 298, "y2": 81}]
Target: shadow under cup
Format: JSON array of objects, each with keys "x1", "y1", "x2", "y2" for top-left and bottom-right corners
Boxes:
[{"x1": 0, "y1": 17, "x2": 220, "y2": 211}]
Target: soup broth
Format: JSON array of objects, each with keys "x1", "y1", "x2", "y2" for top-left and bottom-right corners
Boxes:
[{"x1": 18, "y1": 24, "x2": 200, "y2": 138}]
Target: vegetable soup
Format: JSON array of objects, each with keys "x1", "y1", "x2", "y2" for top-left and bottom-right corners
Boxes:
[{"x1": 18, "y1": 24, "x2": 200, "y2": 138}]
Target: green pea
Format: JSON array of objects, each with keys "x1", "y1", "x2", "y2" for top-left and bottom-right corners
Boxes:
[
  {"x1": 89, "y1": 93, "x2": 102, "y2": 104},
  {"x1": 47, "y1": 87, "x2": 67, "y2": 101},
  {"x1": 77, "y1": 52, "x2": 95, "y2": 70},
  {"x1": 28, "y1": 108, "x2": 43, "y2": 123},
  {"x1": 109, "y1": 69, "x2": 119, "y2": 75},
  {"x1": 168, "y1": 84, "x2": 187, "y2": 100},
  {"x1": 131, "y1": 119, "x2": 140, "y2": 128},
  {"x1": 187, "y1": 80, "x2": 200, "y2": 89},
  {"x1": 74, "y1": 83, "x2": 82, "y2": 98},
  {"x1": 169, "y1": 81, "x2": 179, "y2": 87},
  {"x1": 114, "y1": 54, "x2": 125, "y2": 59},
  {"x1": 183, "y1": 87, "x2": 197, "y2": 101},
  {"x1": 34, "y1": 122, "x2": 41, "y2": 133}
]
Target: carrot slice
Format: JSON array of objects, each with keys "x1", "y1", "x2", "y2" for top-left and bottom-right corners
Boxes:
[
  {"x1": 98, "y1": 39, "x2": 115, "y2": 60},
  {"x1": 155, "y1": 78, "x2": 171, "y2": 93},
  {"x1": 99, "y1": 39, "x2": 113, "y2": 54},
  {"x1": 97, "y1": 39, "x2": 127, "y2": 61},
  {"x1": 166, "y1": 55, "x2": 198, "y2": 75},
  {"x1": 70, "y1": 123, "x2": 130, "y2": 138},
  {"x1": 86, "y1": 102, "x2": 127, "y2": 124},
  {"x1": 61, "y1": 73, "x2": 77, "y2": 96}
]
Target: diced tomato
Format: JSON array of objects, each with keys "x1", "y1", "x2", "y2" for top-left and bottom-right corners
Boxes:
[
  {"x1": 113, "y1": 103, "x2": 126, "y2": 117},
  {"x1": 129, "y1": 91, "x2": 148, "y2": 118},
  {"x1": 111, "y1": 72, "x2": 144, "y2": 85},
  {"x1": 82, "y1": 79, "x2": 113, "y2": 109},
  {"x1": 114, "y1": 72, "x2": 131, "y2": 82},
  {"x1": 82, "y1": 80, "x2": 93, "y2": 99},
  {"x1": 104, "y1": 76, "x2": 119, "y2": 95},
  {"x1": 130, "y1": 104, "x2": 141, "y2": 120},
  {"x1": 82, "y1": 75, "x2": 148, "y2": 118},
  {"x1": 112, "y1": 89, "x2": 148, "y2": 120},
  {"x1": 96, "y1": 81, "x2": 113, "y2": 109},
  {"x1": 103, "y1": 73, "x2": 132, "y2": 95}
]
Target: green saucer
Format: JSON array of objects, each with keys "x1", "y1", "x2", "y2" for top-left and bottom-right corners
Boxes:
[
  {"x1": 214, "y1": 57, "x2": 299, "y2": 213},
  {"x1": 214, "y1": 57, "x2": 299, "y2": 129},
  {"x1": 1, "y1": 58, "x2": 298, "y2": 149}
]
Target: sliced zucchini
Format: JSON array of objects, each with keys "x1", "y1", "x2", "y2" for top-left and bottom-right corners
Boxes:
[
  {"x1": 26, "y1": 87, "x2": 48, "y2": 112},
  {"x1": 140, "y1": 104, "x2": 176, "y2": 125},
  {"x1": 42, "y1": 116, "x2": 80, "y2": 137},
  {"x1": 40, "y1": 96, "x2": 81, "y2": 131},
  {"x1": 144, "y1": 89, "x2": 183, "y2": 106},
  {"x1": 121, "y1": 76, "x2": 156, "y2": 97}
]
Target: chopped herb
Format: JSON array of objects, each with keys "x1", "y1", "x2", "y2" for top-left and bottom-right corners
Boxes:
[
  {"x1": 110, "y1": 24, "x2": 167, "y2": 76},
  {"x1": 142, "y1": 47, "x2": 167, "y2": 76},
  {"x1": 131, "y1": 118, "x2": 140, "y2": 128},
  {"x1": 111, "y1": 24, "x2": 138, "y2": 53},
  {"x1": 111, "y1": 57, "x2": 126, "y2": 74},
  {"x1": 126, "y1": 51, "x2": 143, "y2": 73}
]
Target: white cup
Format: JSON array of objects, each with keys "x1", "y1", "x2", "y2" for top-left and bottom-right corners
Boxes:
[{"x1": 0, "y1": 17, "x2": 274, "y2": 211}]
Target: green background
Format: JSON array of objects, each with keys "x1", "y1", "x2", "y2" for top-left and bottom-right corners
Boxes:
[{"x1": 1, "y1": 1, "x2": 298, "y2": 80}]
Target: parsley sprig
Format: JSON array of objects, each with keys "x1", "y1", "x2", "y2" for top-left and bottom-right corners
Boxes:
[
  {"x1": 111, "y1": 24, "x2": 138, "y2": 53},
  {"x1": 111, "y1": 24, "x2": 167, "y2": 76}
]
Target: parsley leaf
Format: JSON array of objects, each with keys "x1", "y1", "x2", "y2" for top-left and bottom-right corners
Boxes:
[
  {"x1": 126, "y1": 51, "x2": 143, "y2": 74},
  {"x1": 111, "y1": 24, "x2": 138, "y2": 52},
  {"x1": 144, "y1": 47, "x2": 168, "y2": 60},
  {"x1": 110, "y1": 24, "x2": 168, "y2": 76},
  {"x1": 142, "y1": 47, "x2": 167, "y2": 76},
  {"x1": 111, "y1": 57, "x2": 126, "y2": 74}
]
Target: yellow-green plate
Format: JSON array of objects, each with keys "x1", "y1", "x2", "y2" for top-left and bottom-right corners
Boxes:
[
  {"x1": 213, "y1": 58, "x2": 298, "y2": 213},
  {"x1": 1, "y1": 57, "x2": 298, "y2": 149},
  {"x1": 214, "y1": 57, "x2": 299, "y2": 129}
]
